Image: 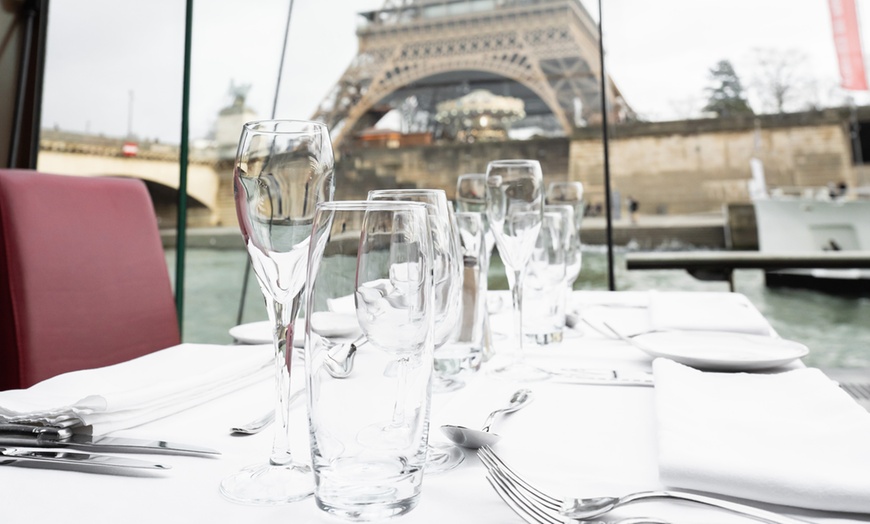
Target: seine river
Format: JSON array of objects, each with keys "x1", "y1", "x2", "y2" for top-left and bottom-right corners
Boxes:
[{"x1": 170, "y1": 246, "x2": 870, "y2": 369}]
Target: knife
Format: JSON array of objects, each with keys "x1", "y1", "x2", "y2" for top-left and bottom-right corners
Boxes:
[
  {"x1": 0, "y1": 447, "x2": 170, "y2": 470},
  {"x1": 545, "y1": 368, "x2": 654, "y2": 387},
  {"x1": 0, "y1": 429, "x2": 221, "y2": 456}
]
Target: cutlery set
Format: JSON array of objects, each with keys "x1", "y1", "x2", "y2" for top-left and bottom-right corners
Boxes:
[{"x1": 0, "y1": 420, "x2": 219, "y2": 472}]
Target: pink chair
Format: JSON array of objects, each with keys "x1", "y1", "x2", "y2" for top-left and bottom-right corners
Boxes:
[{"x1": 0, "y1": 169, "x2": 180, "y2": 390}]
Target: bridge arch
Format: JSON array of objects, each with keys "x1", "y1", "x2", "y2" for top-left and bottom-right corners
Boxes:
[
  {"x1": 338, "y1": 63, "x2": 569, "y2": 147},
  {"x1": 36, "y1": 150, "x2": 221, "y2": 221}
]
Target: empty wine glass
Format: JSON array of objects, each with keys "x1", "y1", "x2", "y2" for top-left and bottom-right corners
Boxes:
[
  {"x1": 221, "y1": 119, "x2": 334, "y2": 504},
  {"x1": 485, "y1": 159, "x2": 547, "y2": 380},
  {"x1": 305, "y1": 200, "x2": 434, "y2": 520},
  {"x1": 547, "y1": 204, "x2": 582, "y2": 292},
  {"x1": 546, "y1": 181, "x2": 585, "y2": 235}
]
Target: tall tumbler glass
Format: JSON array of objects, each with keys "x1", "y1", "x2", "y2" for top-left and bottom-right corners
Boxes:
[
  {"x1": 485, "y1": 159, "x2": 546, "y2": 380},
  {"x1": 455, "y1": 173, "x2": 495, "y2": 360},
  {"x1": 452, "y1": 211, "x2": 487, "y2": 372},
  {"x1": 221, "y1": 120, "x2": 334, "y2": 504},
  {"x1": 367, "y1": 189, "x2": 465, "y2": 473},
  {"x1": 305, "y1": 201, "x2": 434, "y2": 521},
  {"x1": 547, "y1": 204, "x2": 582, "y2": 305},
  {"x1": 367, "y1": 189, "x2": 463, "y2": 389},
  {"x1": 523, "y1": 208, "x2": 567, "y2": 345}
]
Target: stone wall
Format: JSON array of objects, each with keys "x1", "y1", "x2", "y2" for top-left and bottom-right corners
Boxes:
[
  {"x1": 572, "y1": 110, "x2": 867, "y2": 215},
  {"x1": 333, "y1": 108, "x2": 869, "y2": 218},
  {"x1": 336, "y1": 138, "x2": 571, "y2": 200}
]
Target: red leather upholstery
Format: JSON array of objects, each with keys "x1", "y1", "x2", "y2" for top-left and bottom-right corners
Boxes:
[{"x1": 0, "y1": 170, "x2": 180, "y2": 390}]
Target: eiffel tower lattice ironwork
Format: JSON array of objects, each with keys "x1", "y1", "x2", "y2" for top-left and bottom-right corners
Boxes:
[{"x1": 312, "y1": 0, "x2": 632, "y2": 149}]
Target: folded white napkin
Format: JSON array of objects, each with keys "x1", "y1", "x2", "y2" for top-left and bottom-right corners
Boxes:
[
  {"x1": 0, "y1": 343, "x2": 272, "y2": 435},
  {"x1": 648, "y1": 291, "x2": 772, "y2": 336},
  {"x1": 653, "y1": 358, "x2": 870, "y2": 513}
]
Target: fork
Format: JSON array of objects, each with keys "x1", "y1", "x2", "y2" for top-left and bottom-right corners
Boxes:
[
  {"x1": 485, "y1": 471, "x2": 668, "y2": 524},
  {"x1": 478, "y1": 446, "x2": 812, "y2": 524}
]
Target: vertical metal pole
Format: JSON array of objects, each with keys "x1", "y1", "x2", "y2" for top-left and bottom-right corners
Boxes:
[
  {"x1": 597, "y1": 0, "x2": 616, "y2": 291},
  {"x1": 236, "y1": 0, "x2": 296, "y2": 325},
  {"x1": 176, "y1": 0, "x2": 194, "y2": 333}
]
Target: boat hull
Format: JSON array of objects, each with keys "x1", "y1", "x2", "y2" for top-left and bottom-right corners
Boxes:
[{"x1": 753, "y1": 196, "x2": 870, "y2": 294}]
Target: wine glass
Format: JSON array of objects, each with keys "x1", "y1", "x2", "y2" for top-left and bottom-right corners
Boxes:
[
  {"x1": 305, "y1": 201, "x2": 434, "y2": 520},
  {"x1": 546, "y1": 181, "x2": 585, "y2": 236},
  {"x1": 547, "y1": 204, "x2": 582, "y2": 292},
  {"x1": 221, "y1": 119, "x2": 334, "y2": 504},
  {"x1": 485, "y1": 159, "x2": 547, "y2": 380},
  {"x1": 367, "y1": 188, "x2": 465, "y2": 473}
]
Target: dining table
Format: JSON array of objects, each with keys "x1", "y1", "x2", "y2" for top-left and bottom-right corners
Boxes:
[{"x1": 2, "y1": 290, "x2": 869, "y2": 524}]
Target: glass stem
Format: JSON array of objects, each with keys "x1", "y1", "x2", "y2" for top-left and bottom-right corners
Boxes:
[
  {"x1": 266, "y1": 295, "x2": 299, "y2": 466},
  {"x1": 511, "y1": 268, "x2": 525, "y2": 364},
  {"x1": 389, "y1": 356, "x2": 411, "y2": 429}
]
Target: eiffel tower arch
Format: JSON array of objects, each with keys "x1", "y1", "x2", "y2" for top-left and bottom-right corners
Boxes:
[{"x1": 313, "y1": 0, "x2": 632, "y2": 149}]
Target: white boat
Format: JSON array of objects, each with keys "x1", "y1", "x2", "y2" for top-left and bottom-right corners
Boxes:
[{"x1": 749, "y1": 159, "x2": 870, "y2": 293}]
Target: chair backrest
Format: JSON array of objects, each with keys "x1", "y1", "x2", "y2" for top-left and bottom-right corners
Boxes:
[{"x1": 0, "y1": 169, "x2": 180, "y2": 390}]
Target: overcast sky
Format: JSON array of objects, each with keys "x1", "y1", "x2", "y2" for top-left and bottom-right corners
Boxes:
[{"x1": 40, "y1": 0, "x2": 870, "y2": 144}]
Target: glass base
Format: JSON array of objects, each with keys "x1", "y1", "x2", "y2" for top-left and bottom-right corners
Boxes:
[
  {"x1": 219, "y1": 461, "x2": 313, "y2": 505},
  {"x1": 525, "y1": 330, "x2": 564, "y2": 345},
  {"x1": 424, "y1": 441, "x2": 465, "y2": 474},
  {"x1": 314, "y1": 456, "x2": 423, "y2": 521}
]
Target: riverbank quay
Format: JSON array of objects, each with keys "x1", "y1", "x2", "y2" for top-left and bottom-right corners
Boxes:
[{"x1": 161, "y1": 212, "x2": 731, "y2": 250}]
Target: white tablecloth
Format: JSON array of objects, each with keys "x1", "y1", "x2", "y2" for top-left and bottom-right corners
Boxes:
[{"x1": 1, "y1": 291, "x2": 866, "y2": 524}]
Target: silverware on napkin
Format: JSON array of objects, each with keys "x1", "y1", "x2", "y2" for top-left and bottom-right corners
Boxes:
[
  {"x1": 0, "y1": 447, "x2": 170, "y2": 470},
  {"x1": 0, "y1": 423, "x2": 220, "y2": 456}
]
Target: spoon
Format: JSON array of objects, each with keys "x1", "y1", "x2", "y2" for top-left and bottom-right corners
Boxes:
[{"x1": 440, "y1": 389, "x2": 533, "y2": 449}]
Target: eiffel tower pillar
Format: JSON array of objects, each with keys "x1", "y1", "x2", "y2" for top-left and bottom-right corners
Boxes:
[{"x1": 312, "y1": 0, "x2": 631, "y2": 149}]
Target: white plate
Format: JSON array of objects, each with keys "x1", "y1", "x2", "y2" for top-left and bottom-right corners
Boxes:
[
  {"x1": 631, "y1": 330, "x2": 809, "y2": 371},
  {"x1": 228, "y1": 321, "x2": 272, "y2": 345},
  {"x1": 309, "y1": 312, "x2": 360, "y2": 338}
]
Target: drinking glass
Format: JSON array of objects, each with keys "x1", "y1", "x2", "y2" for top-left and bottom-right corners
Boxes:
[
  {"x1": 456, "y1": 173, "x2": 496, "y2": 264},
  {"x1": 367, "y1": 188, "x2": 465, "y2": 473},
  {"x1": 546, "y1": 181, "x2": 585, "y2": 235},
  {"x1": 305, "y1": 201, "x2": 434, "y2": 521},
  {"x1": 485, "y1": 159, "x2": 546, "y2": 380},
  {"x1": 452, "y1": 211, "x2": 488, "y2": 370},
  {"x1": 455, "y1": 173, "x2": 496, "y2": 359},
  {"x1": 523, "y1": 208, "x2": 568, "y2": 344},
  {"x1": 548, "y1": 204, "x2": 582, "y2": 290},
  {"x1": 367, "y1": 189, "x2": 463, "y2": 388},
  {"x1": 221, "y1": 120, "x2": 334, "y2": 504}
]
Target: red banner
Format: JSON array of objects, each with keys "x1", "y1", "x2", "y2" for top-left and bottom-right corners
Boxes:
[{"x1": 829, "y1": 0, "x2": 868, "y2": 90}]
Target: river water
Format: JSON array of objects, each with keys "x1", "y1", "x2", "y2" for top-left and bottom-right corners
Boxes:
[{"x1": 170, "y1": 246, "x2": 870, "y2": 369}]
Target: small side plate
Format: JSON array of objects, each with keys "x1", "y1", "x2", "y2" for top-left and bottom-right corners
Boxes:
[{"x1": 632, "y1": 330, "x2": 809, "y2": 371}]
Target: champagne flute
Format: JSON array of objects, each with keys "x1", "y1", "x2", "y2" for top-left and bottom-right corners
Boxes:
[
  {"x1": 221, "y1": 120, "x2": 334, "y2": 504},
  {"x1": 485, "y1": 159, "x2": 546, "y2": 380}
]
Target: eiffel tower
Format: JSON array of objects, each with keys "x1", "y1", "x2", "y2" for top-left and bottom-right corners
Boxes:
[{"x1": 312, "y1": 0, "x2": 632, "y2": 149}]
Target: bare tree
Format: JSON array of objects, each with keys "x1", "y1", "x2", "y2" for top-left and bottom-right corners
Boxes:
[{"x1": 748, "y1": 48, "x2": 817, "y2": 114}]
